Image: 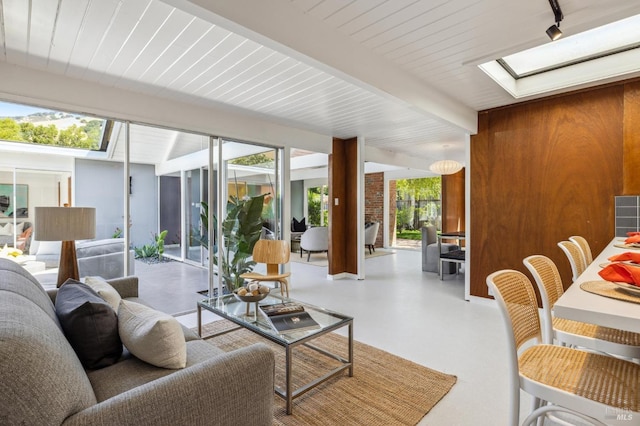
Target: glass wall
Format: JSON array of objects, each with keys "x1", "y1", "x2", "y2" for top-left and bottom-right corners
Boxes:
[{"x1": 0, "y1": 99, "x2": 285, "y2": 298}]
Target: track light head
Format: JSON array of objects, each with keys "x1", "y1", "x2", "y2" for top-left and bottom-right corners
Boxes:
[
  {"x1": 546, "y1": 0, "x2": 564, "y2": 41},
  {"x1": 546, "y1": 24, "x2": 563, "y2": 41}
]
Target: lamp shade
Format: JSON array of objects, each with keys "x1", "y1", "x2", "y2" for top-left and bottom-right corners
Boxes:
[
  {"x1": 429, "y1": 160, "x2": 463, "y2": 175},
  {"x1": 34, "y1": 207, "x2": 96, "y2": 241}
]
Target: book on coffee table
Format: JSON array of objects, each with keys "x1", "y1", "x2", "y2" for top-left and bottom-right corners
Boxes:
[
  {"x1": 260, "y1": 309, "x2": 320, "y2": 333},
  {"x1": 259, "y1": 302, "x2": 305, "y2": 317}
]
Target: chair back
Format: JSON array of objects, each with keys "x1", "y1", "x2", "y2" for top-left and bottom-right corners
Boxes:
[
  {"x1": 557, "y1": 241, "x2": 586, "y2": 282},
  {"x1": 364, "y1": 222, "x2": 380, "y2": 245},
  {"x1": 300, "y1": 227, "x2": 329, "y2": 251},
  {"x1": 424, "y1": 225, "x2": 437, "y2": 245},
  {"x1": 486, "y1": 270, "x2": 542, "y2": 351},
  {"x1": 568, "y1": 235, "x2": 593, "y2": 266},
  {"x1": 252, "y1": 240, "x2": 290, "y2": 266},
  {"x1": 523, "y1": 255, "x2": 564, "y2": 344}
]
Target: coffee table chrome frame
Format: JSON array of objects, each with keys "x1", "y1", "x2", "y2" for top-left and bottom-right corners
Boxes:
[{"x1": 197, "y1": 298, "x2": 353, "y2": 415}]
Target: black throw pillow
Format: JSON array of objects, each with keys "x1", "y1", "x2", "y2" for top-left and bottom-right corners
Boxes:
[
  {"x1": 292, "y1": 217, "x2": 306, "y2": 232},
  {"x1": 55, "y1": 279, "x2": 122, "y2": 370}
]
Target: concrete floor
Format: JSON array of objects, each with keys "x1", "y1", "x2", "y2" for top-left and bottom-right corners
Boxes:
[{"x1": 148, "y1": 248, "x2": 538, "y2": 425}]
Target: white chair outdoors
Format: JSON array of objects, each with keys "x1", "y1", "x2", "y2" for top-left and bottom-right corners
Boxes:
[
  {"x1": 364, "y1": 222, "x2": 380, "y2": 254},
  {"x1": 523, "y1": 254, "x2": 640, "y2": 360},
  {"x1": 486, "y1": 269, "x2": 640, "y2": 426},
  {"x1": 299, "y1": 227, "x2": 328, "y2": 262},
  {"x1": 557, "y1": 240, "x2": 586, "y2": 282},
  {"x1": 569, "y1": 235, "x2": 593, "y2": 266}
]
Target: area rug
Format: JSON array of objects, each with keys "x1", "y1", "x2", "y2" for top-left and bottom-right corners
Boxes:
[
  {"x1": 290, "y1": 249, "x2": 396, "y2": 267},
  {"x1": 199, "y1": 320, "x2": 456, "y2": 425}
]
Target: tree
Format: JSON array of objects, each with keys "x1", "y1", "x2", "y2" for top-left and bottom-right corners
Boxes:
[
  {"x1": 83, "y1": 120, "x2": 103, "y2": 147},
  {"x1": 59, "y1": 125, "x2": 91, "y2": 147},
  {"x1": 396, "y1": 177, "x2": 441, "y2": 230},
  {"x1": 230, "y1": 153, "x2": 273, "y2": 166},
  {"x1": 31, "y1": 124, "x2": 58, "y2": 145},
  {"x1": 0, "y1": 118, "x2": 23, "y2": 141}
]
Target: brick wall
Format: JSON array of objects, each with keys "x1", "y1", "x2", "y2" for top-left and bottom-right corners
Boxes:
[{"x1": 364, "y1": 172, "x2": 385, "y2": 247}]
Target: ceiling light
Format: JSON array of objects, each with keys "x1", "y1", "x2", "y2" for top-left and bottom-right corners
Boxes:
[
  {"x1": 546, "y1": 0, "x2": 563, "y2": 41},
  {"x1": 429, "y1": 160, "x2": 463, "y2": 175},
  {"x1": 546, "y1": 24, "x2": 562, "y2": 41}
]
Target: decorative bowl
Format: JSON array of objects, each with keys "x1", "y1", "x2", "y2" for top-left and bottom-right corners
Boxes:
[{"x1": 233, "y1": 288, "x2": 270, "y2": 303}]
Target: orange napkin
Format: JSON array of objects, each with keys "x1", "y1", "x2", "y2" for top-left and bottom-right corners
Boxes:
[
  {"x1": 627, "y1": 232, "x2": 640, "y2": 237},
  {"x1": 608, "y1": 252, "x2": 640, "y2": 263},
  {"x1": 624, "y1": 234, "x2": 640, "y2": 244},
  {"x1": 598, "y1": 263, "x2": 640, "y2": 286}
]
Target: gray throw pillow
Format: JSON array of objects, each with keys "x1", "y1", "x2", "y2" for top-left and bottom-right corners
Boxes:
[{"x1": 55, "y1": 279, "x2": 122, "y2": 369}]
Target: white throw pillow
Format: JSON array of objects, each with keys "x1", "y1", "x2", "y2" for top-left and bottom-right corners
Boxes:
[
  {"x1": 85, "y1": 276, "x2": 121, "y2": 311},
  {"x1": 118, "y1": 300, "x2": 186, "y2": 369},
  {"x1": 14, "y1": 222, "x2": 24, "y2": 235},
  {"x1": 0, "y1": 223, "x2": 11, "y2": 236},
  {"x1": 36, "y1": 241, "x2": 62, "y2": 255}
]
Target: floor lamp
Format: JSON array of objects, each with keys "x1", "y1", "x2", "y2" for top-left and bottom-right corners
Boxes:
[{"x1": 34, "y1": 207, "x2": 96, "y2": 288}]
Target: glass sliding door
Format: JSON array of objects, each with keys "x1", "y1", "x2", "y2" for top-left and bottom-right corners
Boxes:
[
  {"x1": 185, "y1": 167, "x2": 203, "y2": 264},
  {"x1": 213, "y1": 139, "x2": 281, "y2": 293}
]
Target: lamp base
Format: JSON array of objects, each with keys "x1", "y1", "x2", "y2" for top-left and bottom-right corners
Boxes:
[{"x1": 57, "y1": 240, "x2": 79, "y2": 288}]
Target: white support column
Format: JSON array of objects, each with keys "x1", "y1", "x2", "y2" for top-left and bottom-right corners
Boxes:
[
  {"x1": 123, "y1": 122, "x2": 131, "y2": 276},
  {"x1": 356, "y1": 136, "x2": 365, "y2": 280},
  {"x1": 282, "y1": 147, "x2": 292, "y2": 280},
  {"x1": 216, "y1": 138, "x2": 225, "y2": 297},
  {"x1": 464, "y1": 132, "x2": 472, "y2": 302},
  {"x1": 208, "y1": 137, "x2": 216, "y2": 299}
]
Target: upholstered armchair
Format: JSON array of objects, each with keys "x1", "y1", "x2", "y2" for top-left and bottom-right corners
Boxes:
[
  {"x1": 300, "y1": 227, "x2": 328, "y2": 261},
  {"x1": 364, "y1": 222, "x2": 380, "y2": 254}
]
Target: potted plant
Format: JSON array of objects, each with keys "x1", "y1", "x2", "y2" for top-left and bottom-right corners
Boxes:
[{"x1": 196, "y1": 193, "x2": 266, "y2": 293}]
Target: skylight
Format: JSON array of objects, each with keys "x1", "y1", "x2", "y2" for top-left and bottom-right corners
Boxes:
[
  {"x1": 0, "y1": 100, "x2": 110, "y2": 151},
  {"x1": 479, "y1": 14, "x2": 640, "y2": 98}
]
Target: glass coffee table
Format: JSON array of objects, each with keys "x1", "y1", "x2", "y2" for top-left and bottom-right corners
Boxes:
[{"x1": 197, "y1": 293, "x2": 353, "y2": 414}]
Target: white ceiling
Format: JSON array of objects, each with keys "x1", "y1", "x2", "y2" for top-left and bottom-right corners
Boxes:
[{"x1": 1, "y1": 0, "x2": 639, "y2": 169}]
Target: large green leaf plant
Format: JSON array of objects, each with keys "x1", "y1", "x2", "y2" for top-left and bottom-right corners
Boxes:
[{"x1": 197, "y1": 193, "x2": 266, "y2": 292}]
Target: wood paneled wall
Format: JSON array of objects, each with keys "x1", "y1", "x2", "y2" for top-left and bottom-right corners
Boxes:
[
  {"x1": 328, "y1": 137, "x2": 358, "y2": 275},
  {"x1": 442, "y1": 168, "x2": 465, "y2": 236},
  {"x1": 470, "y1": 84, "x2": 630, "y2": 298}
]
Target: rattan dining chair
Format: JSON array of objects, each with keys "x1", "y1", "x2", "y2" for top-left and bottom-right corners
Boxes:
[
  {"x1": 523, "y1": 254, "x2": 640, "y2": 360},
  {"x1": 557, "y1": 240, "x2": 586, "y2": 282},
  {"x1": 486, "y1": 269, "x2": 640, "y2": 426},
  {"x1": 240, "y1": 239, "x2": 291, "y2": 297},
  {"x1": 569, "y1": 235, "x2": 593, "y2": 266}
]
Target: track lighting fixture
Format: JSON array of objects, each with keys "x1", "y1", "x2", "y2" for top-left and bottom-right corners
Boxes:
[{"x1": 546, "y1": 0, "x2": 563, "y2": 41}]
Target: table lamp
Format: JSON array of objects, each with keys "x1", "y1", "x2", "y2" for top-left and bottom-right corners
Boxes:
[{"x1": 34, "y1": 207, "x2": 96, "y2": 287}]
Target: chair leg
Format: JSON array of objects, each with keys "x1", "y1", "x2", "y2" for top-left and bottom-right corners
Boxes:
[
  {"x1": 280, "y1": 279, "x2": 289, "y2": 298},
  {"x1": 307, "y1": 251, "x2": 311, "y2": 262}
]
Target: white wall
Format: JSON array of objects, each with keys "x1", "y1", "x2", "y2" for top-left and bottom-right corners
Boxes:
[{"x1": 0, "y1": 169, "x2": 70, "y2": 224}]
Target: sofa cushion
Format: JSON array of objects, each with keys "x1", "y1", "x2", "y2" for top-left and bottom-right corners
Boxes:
[
  {"x1": 76, "y1": 238, "x2": 125, "y2": 258},
  {"x1": 85, "y1": 276, "x2": 122, "y2": 311},
  {"x1": 87, "y1": 340, "x2": 222, "y2": 402},
  {"x1": 118, "y1": 300, "x2": 187, "y2": 369},
  {"x1": 1, "y1": 291, "x2": 97, "y2": 425},
  {"x1": 55, "y1": 280, "x2": 123, "y2": 369}
]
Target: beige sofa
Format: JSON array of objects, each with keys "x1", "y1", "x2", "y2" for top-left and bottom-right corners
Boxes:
[{"x1": 0, "y1": 258, "x2": 275, "y2": 426}]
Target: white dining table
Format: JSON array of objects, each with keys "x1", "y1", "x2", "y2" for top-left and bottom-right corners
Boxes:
[{"x1": 553, "y1": 237, "x2": 640, "y2": 334}]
